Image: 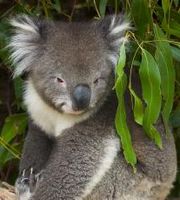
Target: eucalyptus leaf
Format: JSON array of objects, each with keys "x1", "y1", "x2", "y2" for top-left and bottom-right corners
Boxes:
[
  {"x1": 115, "y1": 75, "x2": 137, "y2": 169},
  {"x1": 170, "y1": 107, "x2": 180, "y2": 128},
  {"x1": 173, "y1": 0, "x2": 179, "y2": 7},
  {"x1": 99, "y1": 0, "x2": 108, "y2": 17},
  {"x1": 131, "y1": 0, "x2": 151, "y2": 38},
  {"x1": 162, "y1": 0, "x2": 170, "y2": 14},
  {"x1": 53, "y1": 0, "x2": 62, "y2": 13},
  {"x1": 163, "y1": 20, "x2": 180, "y2": 37},
  {"x1": 139, "y1": 49, "x2": 162, "y2": 148},
  {"x1": 129, "y1": 88, "x2": 144, "y2": 125},
  {"x1": 0, "y1": 146, "x2": 18, "y2": 167},
  {"x1": 0, "y1": 147, "x2": 11, "y2": 167},
  {"x1": 115, "y1": 43, "x2": 137, "y2": 168},
  {"x1": 171, "y1": 45, "x2": 180, "y2": 62},
  {"x1": 115, "y1": 43, "x2": 126, "y2": 78},
  {"x1": 1, "y1": 113, "x2": 28, "y2": 144},
  {"x1": 154, "y1": 24, "x2": 175, "y2": 133}
]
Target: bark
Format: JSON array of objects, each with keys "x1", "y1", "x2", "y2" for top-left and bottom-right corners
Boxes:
[
  {"x1": 0, "y1": 182, "x2": 178, "y2": 200},
  {"x1": 0, "y1": 182, "x2": 17, "y2": 200}
]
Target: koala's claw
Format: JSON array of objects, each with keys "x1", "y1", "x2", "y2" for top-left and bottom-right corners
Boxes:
[
  {"x1": 22, "y1": 169, "x2": 26, "y2": 176},
  {"x1": 20, "y1": 177, "x2": 29, "y2": 184},
  {"x1": 20, "y1": 169, "x2": 30, "y2": 184},
  {"x1": 35, "y1": 170, "x2": 43, "y2": 182},
  {"x1": 15, "y1": 168, "x2": 43, "y2": 200},
  {"x1": 15, "y1": 176, "x2": 31, "y2": 200}
]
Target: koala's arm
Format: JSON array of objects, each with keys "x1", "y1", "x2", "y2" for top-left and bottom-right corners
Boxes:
[
  {"x1": 30, "y1": 128, "x2": 113, "y2": 200},
  {"x1": 15, "y1": 121, "x2": 53, "y2": 200},
  {"x1": 19, "y1": 120, "x2": 53, "y2": 174},
  {"x1": 131, "y1": 119, "x2": 177, "y2": 182}
]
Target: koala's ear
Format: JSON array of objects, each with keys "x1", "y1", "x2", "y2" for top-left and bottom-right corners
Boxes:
[
  {"x1": 98, "y1": 15, "x2": 130, "y2": 66},
  {"x1": 8, "y1": 15, "x2": 47, "y2": 78}
]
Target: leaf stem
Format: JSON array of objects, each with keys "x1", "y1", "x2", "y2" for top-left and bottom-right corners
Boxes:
[{"x1": 93, "y1": 0, "x2": 101, "y2": 18}]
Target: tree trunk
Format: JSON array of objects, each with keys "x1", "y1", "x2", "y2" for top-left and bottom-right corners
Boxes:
[
  {"x1": 0, "y1": 182, "x2": 178, "y2": 200},
  {"x1": 0, "y1": 182, "x2": 17, "y2": 200}
]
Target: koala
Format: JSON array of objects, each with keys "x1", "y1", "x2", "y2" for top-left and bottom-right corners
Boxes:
[{"x1": 8, "y1": 15, "x2": 177, "y2": 200}]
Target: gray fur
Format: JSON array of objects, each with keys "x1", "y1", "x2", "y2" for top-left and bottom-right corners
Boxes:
[{"x1": 9, "y1": 15, "x2": 177, "y2": 200}]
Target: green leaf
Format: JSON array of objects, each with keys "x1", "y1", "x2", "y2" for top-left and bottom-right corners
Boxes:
[
  {"x1": 115, "y1": 43, "x2": 126, "y2": 78},
  {"x1": 139, "y1": 49, "x2": 162, "y2": 148},
  {"x1": 115, "y1": 43, "x2": 137, "y2": 168},
  {"x1": 150, "y1": 126, "x2": 163, "y2": 146},
  {"x1": 170, "y1": 106, "x2": 180, "y2": 128},
  {"x1": 0, "y1": 114, "x2": 27, "y2": 162},
  {"x1": 51, "y1": 0, "x2": 62, "y2": 13},
  {"x1": 154, "y1": 24, "x2": 175, "y2": 132},
  {"x1": 162, "y1": 0, "x2": 170, "y2": 26},
  {"x1": 0, "y1": 138, "x2": 20, "y2": 163},
  {"x1": 131, "y1": 0, "x2": 151, "y2": 38},
  {"x1": 171, "y1": 45, "x2": 180, "y2": 62},
  {"x1": 169, "y1": 21, "x2": 180, "y2": 37},
  {"x1": 0, "y1": 147, "x2": 12, "y2": 167},
  {"x1": 1, "y1": 113, "x2": 28, "y2": 143},
  {"x1": 173, "y1": 0, "x2": 179, "y2": 7},
  {"x1": 162, "y1": 0, "x2": 170, "y2": 14},
  {"x1": 163, "y1": 20, "x2": 180, "y2": 37},
  {"x1": 129, "y1": 88, "x2": 144, "y2": 125},
  {"x1": 0, "y1": 145, "x2": 19, "y2": 167},
  {"x1": 99, "y1": 0, "x2": 108, "y2": 17},
  {"x1": 115, "y1": 74, "x2": 137, "y2": 169}
]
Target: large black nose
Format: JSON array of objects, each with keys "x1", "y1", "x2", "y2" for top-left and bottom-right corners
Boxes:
[{"x1": 72, "y1": 84, "x2": 91, "y2": 110}]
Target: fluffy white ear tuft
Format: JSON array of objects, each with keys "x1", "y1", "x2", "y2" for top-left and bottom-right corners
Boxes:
[
  {"x1": 109, "y1": 16, "x2": 130, "y2": 37},
  {"x1": 8, "y1": 15, "x2": 45, "y2": 78},
  {"x1": 99, "y1": 15, "x2": 130, "y2": 66}
]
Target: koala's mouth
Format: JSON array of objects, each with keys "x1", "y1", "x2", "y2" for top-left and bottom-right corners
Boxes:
[
  {"x1": 64, "y1": 110, "x2": 85, "y2": 115},
  {"x1": 60, "y1": 103, "x2": 86, "y2": 115}
]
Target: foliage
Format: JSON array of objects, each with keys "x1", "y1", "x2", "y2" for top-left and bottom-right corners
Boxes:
[
  {"x1": 115, "y1": 43, "x2": 137, "y2": 170},
  {"x1": 0, "y1": 0, "x2": 179, "y2": 196}
]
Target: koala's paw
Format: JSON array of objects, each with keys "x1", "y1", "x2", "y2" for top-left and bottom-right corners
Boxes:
[{"x1": 15, "y1": 168, "x2": 43, "y2": 200}]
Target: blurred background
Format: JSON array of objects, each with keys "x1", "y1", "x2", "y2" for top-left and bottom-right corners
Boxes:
[{"x1": 0, "y1": 0, "x2": 179, "y2": 198}]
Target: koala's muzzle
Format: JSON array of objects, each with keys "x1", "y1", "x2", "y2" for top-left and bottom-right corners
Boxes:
[{"x1": 72, "y1": 84, "x2": 91, "y2": 110}]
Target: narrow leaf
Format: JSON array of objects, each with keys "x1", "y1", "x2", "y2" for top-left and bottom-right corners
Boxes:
[
  {"x1": 99, "y1": 0, "x2": 108, "y2": 17},
  {"x1": 115, "y1": 44, "x2": 137, "y2": 168},
  {"x1": 53, "y1": 0, "x2": 62, "y2": 13},
  {"x1": 173, "y1": 0, "x2": 179, "y2": 7},
  {"x1": 162, "y1": 0, "x2": 170, "y2": 14},
  {"x1": 154, "y1": 24, "x2": 175, "y2": 132},
  {"x1": 131, "y1": 0, "x2": 151, "y2": 38},
  {"x1": 171, "y1": 45, "x2": 180, "y2": 62},
  {"x1": 129, "y1": 88, "x2": 144, "y2": 125},
  {"x1": 115, "y1": 75, "x2": 137, "y2": 168},
  {"x1": 139, "y1": 49, "x2": 162, "y2": 148},
  {"x1": 116, "y1": 43, "x2": 126, "y2": 78},
  {"x1": 163, "y1": 20, "x2": 180, "y2": 37},
  {"x1": 170, "y1": 107, "x2": 180, "y2": 128},
  {"x1": 1, "y1": 113, "x2": 28, "y2": 143}
]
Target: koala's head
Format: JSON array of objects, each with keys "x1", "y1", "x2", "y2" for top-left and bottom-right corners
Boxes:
[{"x1": 9, "y1": 15, "x2": 129, "y2": 115}]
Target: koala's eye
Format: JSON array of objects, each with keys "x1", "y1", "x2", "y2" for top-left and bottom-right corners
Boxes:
[
  {"x1": 93, "y1": 79, "x2": 99, "y2": 85},
  {"x1": 56, "y1": 77, "x2": 64, "y2": 83},
  {"x1": 54, "y1": 76, "x2": 65, "y2": 85},
  {"x1": 93, "y1": 77, "x2": 105, "y2": 85}
]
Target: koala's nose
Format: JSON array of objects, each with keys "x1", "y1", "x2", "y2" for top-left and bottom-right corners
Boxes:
[{"x1": 72, "y1": 84, "x2": 91, "y2": 110}]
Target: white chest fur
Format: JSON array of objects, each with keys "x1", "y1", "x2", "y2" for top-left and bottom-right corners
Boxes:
[{"x1": 24, "y1": 80, "x2": 90, "y2": 137}]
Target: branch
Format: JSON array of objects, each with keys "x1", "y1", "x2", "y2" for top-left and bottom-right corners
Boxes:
[{"x1": 0, "y1": 182, "x2": 17, "y2": 200}]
